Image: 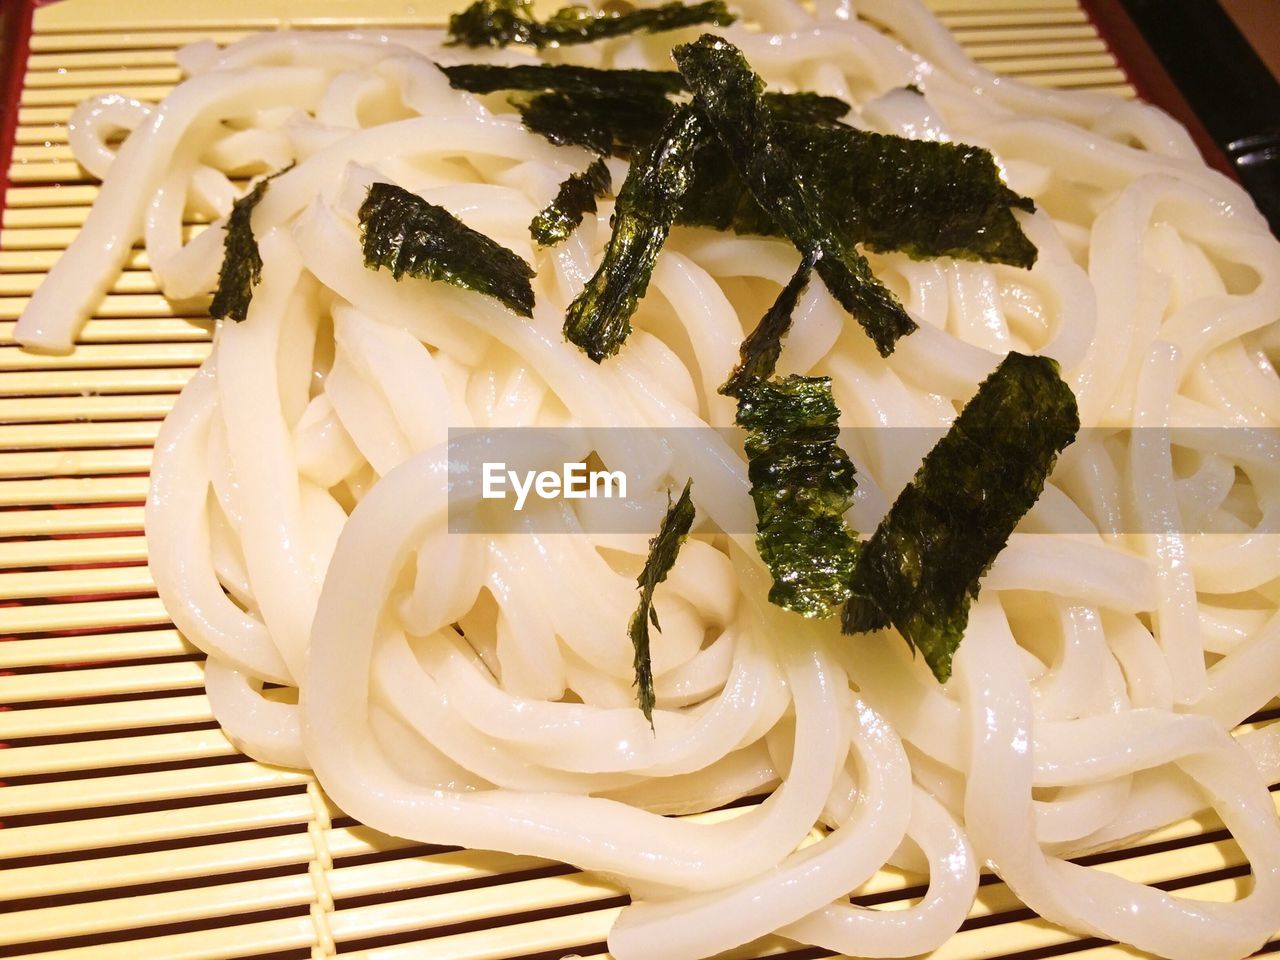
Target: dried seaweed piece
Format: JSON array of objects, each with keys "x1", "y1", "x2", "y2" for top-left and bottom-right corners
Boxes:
[
  {"x1": 359, "y1": 182, "x2": 535, "y2": 317},
  {"x1": 564, "y1": 106, "x2": 703, "y2": 361},
  {"x1": 842, "y1": 352, "x2": 1079, "y2": 681},
  {"x1": 786, "y1": 121, "x2": 1037, "y2": 268},
  {"x1": 446, "y1": 62, "x2": 849, "y2": 120},
  {"x1": 674, "y1": 34, "x2": 917, "y2": 357},
  {"x1": 720, "y1": 250, "x2": 817, "y2": 398},
  {"x1": 531, "y1": 157, "x2": 613, "y2": 247},
  {"x1": 442, "y1": 62, "x2": 685, "y2": 98},
  {"x1": 629, "y1": 479, "x2": 696, "y2": 725},
  {"x1": 448, "y1": 0, "x2": 733, "y2": 49},
  {"x1": 512, "y1": 84, "x2": 850, "y2": 161},
  {"x1": 676, "y1": 121, "x2": 1037, "y2": 269},
  {"x1": 736, "y1": 375, "x2": 860, "y2": 618},
  {"x1": 764, "y1": 90, "x2": 851, "y2": 125},
  {"x1": 540, "y1": 0, "x2": 734, "y2": 45},
  {"x1": 210, "y1": 167, "x2": 290, "y2": 322},
  {"x1": 447, "y1": 0, "x2": 540, "y2": 47},
  {"x1": 516, "y1": 89, "x2": 677, "y2": 158},
  {"x1": 674, "y1": 130, "x2": 777, "y2": 235}
]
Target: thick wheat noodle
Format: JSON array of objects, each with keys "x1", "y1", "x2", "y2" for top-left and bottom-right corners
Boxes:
[{"x1": 15, "y1": 1, "x2": 1280, "y2": 958}]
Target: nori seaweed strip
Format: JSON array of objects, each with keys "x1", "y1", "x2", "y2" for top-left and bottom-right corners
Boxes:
[
  {"x1": 517, "y1": 89, "x2": 676, "y2": 158},
  {"x1": 841, "y1": 352, "x2": 1080, "y2": 681},
  {"x1": 736, "y1": 375, "x2": 860, "y2": 618},
  {"x1": 210, "y1": 166, "x2": 290, "y2": 322},
  {"x1": 787, "y1": 121, "x2": 1037, "y2": 268},
  {"x1": 513, "y1": 85, "x2": 849, "y2": 160},
  {"x1": 531, "y1": 157, "x2": 613, "y2": 247},
  {"x1": 540, "y1": 0, "x2": 735, "y2": 44},
  {"x1": 720, "y1": 250, "x2": 817, "y2": 398},
  {"x1": 359, "y1": 182, "x2": 535, "y2": 317},
  {"x1": 442, "y1": 63, "x2": 685, "y2": 98},
  {"x1": 629, "y1": 479, "x2": 696, "y2": 725},
  {"x1": 675, "y1": 126, "x2": 779, "y2": 235},
  {"x1": 447, "y1": 0, "x2": 538, "y2": 47},
  {"x1": 676, "y1": 122, "x2": 1037, "y2": 267},
  {"x1": 564, "y1": 106, "x2": 703, "y2": 361},
  {"x1": 765, "y1": 90, "x2": 851, "y2": 125},
  {"x1": 446, "y1": 63, "x2": 850, "y2": 122},
  {"x1": 674, "y1": 34, "x2": 918, "y2": 357},
  {"x1": 448, "y1": 0, "x2": 734, "y2": 50}
]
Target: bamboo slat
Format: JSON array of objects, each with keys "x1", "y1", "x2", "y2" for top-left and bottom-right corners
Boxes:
[
  {"x1": 0, "y1": 792, "x2": 317, "y2": 859},
  {"x1": 0, "y1": 628, "x2": 191, "y2": 669},
  {"x1": 0, "y1": 661, "x2": 206, "y2": 704}
]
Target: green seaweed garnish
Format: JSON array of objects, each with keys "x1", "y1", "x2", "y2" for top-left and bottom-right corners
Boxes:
[
  {"x1": 447, "y1": 0, "x2": 539, "y2": 47},
  {"x1": 736, "y1": 375, "x2": 860, "y2": 618},
  {"x1": 540, "y1": 0, "x2": 735, "y2": 44},
  {"x1": 511, "y1": 81, "x2": 848, "y2": 160},
  {"x1": 675, "y1": 121, "x2": 1038, "y2": 267},
  {"x1": 210, "y1": 167, "x2": 290, "y2": 322},
  {"x1": 442, "y1": 63, "x2": 685, "y2": 98},
  {"x1": 564, "y1": 107, "x2": 703, "y2": 361},
  {"x1": 789, "y1": 122, "x2": 1037, "y2": 268},
  {"x1": 720, "y1": 250, "x2": 817, "y2": 398},
  {"x1": 448, "y1": 0, "x2": 734, "y2": 49},
  {"x1": 841, "y1": 352, "x2": 1079, "y2": 681},
  {"x1": 764, "y1": 90, "x2": 851, "y2": 125},
  {"x1": 517, "y1": 89, "x2": 677, "y2": 158},
  {"x1": 629, "y1": 478, "x2": 696, "y2": 725},
  {"x1": 359, "y1": 182, "x2": 535, "y2": 317},
  {"x1": 445, "y1": 63, "x2": 847, "y2": 119},
  {"x1": 531, "y1": 157, "x2": 613, "y2": 247},
  {"x1": 673, "y1": 34, "x2": 918, "y2": 357}
]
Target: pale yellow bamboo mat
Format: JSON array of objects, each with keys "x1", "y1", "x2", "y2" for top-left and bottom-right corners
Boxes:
[{"x1": 0, "y1": 0, "x2": 1274, "y2": 957}]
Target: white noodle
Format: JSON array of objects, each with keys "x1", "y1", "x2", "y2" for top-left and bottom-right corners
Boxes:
[{"x1": 16, "y1": 2, "x2": 1280, "y2": 958}]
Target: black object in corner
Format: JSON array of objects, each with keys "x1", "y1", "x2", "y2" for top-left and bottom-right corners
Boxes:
[{"x1": 1118, "y1": 0, "x2": 1280, "y2": 235}]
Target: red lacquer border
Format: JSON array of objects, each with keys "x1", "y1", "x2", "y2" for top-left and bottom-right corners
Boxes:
[
  {"x1": 1078, "y1": 0, "x2": 1235, "y2": 179},
  {"x1": 0, "y1": 0, "x2": 39, "y2": 219}
]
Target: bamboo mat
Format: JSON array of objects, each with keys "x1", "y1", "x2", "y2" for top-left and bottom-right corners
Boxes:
[{"x1": 0, "y1": 0, "x2": 1273, "y2": 957}]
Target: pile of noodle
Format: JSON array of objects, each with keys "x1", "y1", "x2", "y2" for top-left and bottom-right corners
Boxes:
[{"x1": 15, "y1": 1, "x2": 1280, "y2": 957}]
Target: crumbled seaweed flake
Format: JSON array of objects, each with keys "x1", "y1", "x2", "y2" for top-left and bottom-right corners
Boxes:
[
  {"x1": 516, "y1": 89, "x2": 677, "y2": 158},
  {"x1": 531, "y1": 158, "x2": 613, "y2": 247},
  {"x1": 209, "y1": 168, "x2": 286, "y2": 322},
  {"x1": 359, "y1": 182, "x2": 535, "y2": 317},
  {"x1": 841, "y1": 352, "x2": 1080, "y2": 681},
  {"x1": 442, "y1": 63, "x2": 685, "y2": 98},
  {"x1": 904, "y1": 82, "x2": 923, "y2": 95},
  {"x1": 673, "y1": 35, "x2": 917, "y2": 357},
  {"x1": 564, "y1": 106, "x2": 703, "y2": 361},
  {"x1": 448, "y1": 0, "x2": 733, "y2": 49},
  {"x1": 629, "y1": 479, "x2": 696, "y2": 725},
  {"x1": 720, "y1": 250, "x2": 817, "y2": 398},
  {"x1": 736, "y1": 375, "x2": 860, "y2": 618}
]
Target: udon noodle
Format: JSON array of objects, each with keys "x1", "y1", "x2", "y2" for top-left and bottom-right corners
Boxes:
[{"x1": 15, "y1": 1, "x2": 1280, "y2": 957}]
